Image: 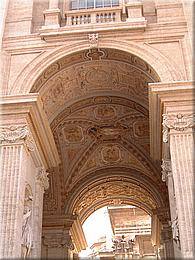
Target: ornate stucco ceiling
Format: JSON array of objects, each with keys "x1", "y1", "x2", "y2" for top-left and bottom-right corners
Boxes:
[{"x1": 32, "y1": 48, "x2": 168, "y2": 220}]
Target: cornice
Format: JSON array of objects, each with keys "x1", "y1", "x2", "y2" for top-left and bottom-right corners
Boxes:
[
  {"x1": 0, "y1": 94, "x2": 60, "y2": 169},
  {"x1": 148, "y1": 81, "x2": 194, "y2": 162},
  {"x1": 2, "y1": 21, "x2": 187, "y2": 53}
]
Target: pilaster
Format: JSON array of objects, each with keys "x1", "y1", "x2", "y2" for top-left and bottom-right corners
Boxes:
[
  {"x1": 162, "y1": 113, "x2": 195, "y2": 258},
  {"x1": 0, "y1": 94, "x2": 60, "y2": 259},
  {"x1": 149, "y1": 80, "x2": 194, "y2": 258},
  {"x1": 0, "y1": 127, "x2": 29, "y2": 257}
]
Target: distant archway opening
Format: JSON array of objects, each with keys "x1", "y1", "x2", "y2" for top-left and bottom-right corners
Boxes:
[{"x1": 79, "y1": 204, "x2": 156, "y2": 259}]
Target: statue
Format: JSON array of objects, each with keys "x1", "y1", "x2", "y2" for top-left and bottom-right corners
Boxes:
[{"x1": 21, "y1": 195, "x2": 33, "y2": 258}]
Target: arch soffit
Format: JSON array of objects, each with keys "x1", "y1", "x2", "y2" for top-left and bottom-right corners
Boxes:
[
  {"x1": 13, "y1": 39, "x2": 182, "y2": 95},
  {"x1": 79, "y1": 198, "x2": 153, "y2": 224},
  {"x1": 63, "y1": 167, "x2": 168, "y2": 217}
]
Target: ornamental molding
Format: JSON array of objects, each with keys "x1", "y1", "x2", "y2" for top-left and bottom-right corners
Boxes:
[
  {"x1": 162, "y1": 113, "x2": 195, "y2": 143},
  {"x1": 88, "y1": 33, "x2": 99, "y2": 49},
  {"x1": 36, "y1": 167, "x2": 49, "y2": 190},
  {"x1": 0, "y1": 125, "x2": 35, "y2": 151},
  {"x1": 161, "y1": 159, "x2": 172, "y2": 183},
  {"x1": 74, "y1": 181, "x2": 157, "y2": 215}
]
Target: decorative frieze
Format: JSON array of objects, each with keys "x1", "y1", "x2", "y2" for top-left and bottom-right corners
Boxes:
[
  {"x1": 162, "y1": 113, "x2": 195, "y2": 143},
  {"x1": 36, "y1": 168, "x2": 49, "y2": 191},
  {"x1": 161, "y1": 159, "x2": 172, "y2": 182},
  {"x1": 0, "y1": 125, "x2": 35, "y2": 151}
]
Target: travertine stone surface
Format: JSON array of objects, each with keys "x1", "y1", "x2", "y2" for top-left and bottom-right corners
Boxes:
[
  {"x1": 0, "y1": 144, "x2": 25, "y2": 257},
  {"x1": 0, "y1": 0, "x2": 193, "y2": 259},
  {"x1": 169, "y1": 125, "x2": 194, "y2": 258}
]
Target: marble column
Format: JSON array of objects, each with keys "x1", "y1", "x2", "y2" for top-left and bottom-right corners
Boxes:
[
  {"x1": 0, "y1": 125, "x2": 34, "y2": 257},
  {"x1": 162, "y1": 113, "x2": 195, "y2": 258}
]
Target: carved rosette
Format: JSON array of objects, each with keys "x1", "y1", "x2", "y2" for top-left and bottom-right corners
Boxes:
[
  {"x1": 162, "y1": 113, "x2": 195, "y2": 143},
  {"x1": 0, "y1": 125, "x2": 35, "y2": 151},
  {"x1": 161, "y1": 159, "x2": 172, "y2": 183},
  {"x1": 36, "y1": 168, "x2": 49, "y2": 191}
]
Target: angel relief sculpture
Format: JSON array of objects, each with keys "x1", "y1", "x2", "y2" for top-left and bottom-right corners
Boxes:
[{"x1": 21, "y1": 188, "x2": 33, "y2": 258}]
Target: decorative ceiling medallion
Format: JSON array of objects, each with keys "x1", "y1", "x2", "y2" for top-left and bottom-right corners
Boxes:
[
  {"x1": 86, "y1": 68, "x2": 109, "y2": 84},
  {"x1": 133, "y1": 120, "x2": 149, "y2": 138},
  {"x1": 63, "y1": 125, "x2": 84, "y2": 143},
  {"x1": 94, "y1": 105, "x2": 116, "y2": 120},
  {"x1": 89, "y1": 123, "x2": 128, "y2": 140},
  {"x1": 101, "y1": 145, "x2": 121, "y2": 163}
]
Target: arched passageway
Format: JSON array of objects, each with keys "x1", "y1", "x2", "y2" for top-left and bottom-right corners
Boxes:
[{"x1": 30, "y1": 47, "x2": 172, "y2": 259}]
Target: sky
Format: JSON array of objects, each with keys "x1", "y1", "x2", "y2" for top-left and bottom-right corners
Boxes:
[{"x1": 79, "y1": 206, "x2": 113, "y2": 257}]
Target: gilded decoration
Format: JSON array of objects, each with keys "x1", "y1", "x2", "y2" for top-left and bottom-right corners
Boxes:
[
  {"x1": 40, "y1": 50, "x2": 160, "y2": 216},
  {"x1": 46, "y1": 96, "x2": 154, "y2": 209},
  {"x1": 74, "y1": 181, "x2": 157, "y2": 216}
]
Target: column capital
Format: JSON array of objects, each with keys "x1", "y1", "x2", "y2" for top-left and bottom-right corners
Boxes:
[
  {"x1": 36, "y1": 167, "x2": 49, "y2": 191},
  {"x1": 162, "y1": 113, "x2": 195, "y2": 142},
  {"x1": 42, "y1": 229, "x2": 74, "y2": 250},
  {"x1": 0, "y1": 94, "x2": 60, "y2": 169},
  {"x1": 0, "y1": 124, "x2": 35, "y2": 151}
]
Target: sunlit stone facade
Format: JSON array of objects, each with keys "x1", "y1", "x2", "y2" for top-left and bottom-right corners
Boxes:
[{"x1": 0, "y1": 0, "x2": 194, "y2": 259}]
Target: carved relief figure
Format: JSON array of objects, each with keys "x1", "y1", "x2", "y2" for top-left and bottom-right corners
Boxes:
[
  {"x1": 21, "y1": 187, "x2": 33, "y2": 258},
  {"x1": 63, "y1": 126, "x2": 84, "y2": 143},
  {"x1": 102, "y1": 145, "x2": 121, "y2": 163}
]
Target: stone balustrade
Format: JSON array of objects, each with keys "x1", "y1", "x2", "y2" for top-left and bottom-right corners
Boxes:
[
  {"x1": 41, "y1": 2, "x2": 146, "y2": 34},
  {"x1": 65, "y1": 6, "x2": 122, "y2": 26}
]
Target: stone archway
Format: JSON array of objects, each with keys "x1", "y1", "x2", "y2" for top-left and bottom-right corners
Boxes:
[
  {"x1": 11, "y1": 39, "x2": 184, "y2": 95},
  {"x1": 26, "y1": 46, "x2": 175, "y2": 259}
]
